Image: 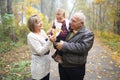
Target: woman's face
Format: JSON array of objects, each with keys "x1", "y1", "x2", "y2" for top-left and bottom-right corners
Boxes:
[{"x1": 34, "y1": 19, "x2": 42, "y2": 32}]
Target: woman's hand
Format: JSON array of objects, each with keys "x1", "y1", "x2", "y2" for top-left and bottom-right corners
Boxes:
[
  {"x1": 48, "y1": 35, "x2": 56, "y2": 42},
  {"x1": 47, "y1": 28, "x2": 53, "y2": 35}
]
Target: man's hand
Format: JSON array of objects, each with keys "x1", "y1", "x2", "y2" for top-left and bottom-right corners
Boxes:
[{"x1": 56, "y1": 41, "x2": 64, "y2": 50}]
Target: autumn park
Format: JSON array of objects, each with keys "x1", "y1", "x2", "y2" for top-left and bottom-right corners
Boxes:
[{"x1": 0, "y1": 0, "x2": 120, "y2": 80}]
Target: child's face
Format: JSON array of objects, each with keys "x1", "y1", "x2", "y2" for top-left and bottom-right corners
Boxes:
[{"x1": 56, "y1": 12, "x2": 65, "y2": 23}]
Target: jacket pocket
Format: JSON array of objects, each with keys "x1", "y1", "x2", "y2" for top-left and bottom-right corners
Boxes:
[{"x1": 63, "y1": 53, "x2": 86, "y2": 65}]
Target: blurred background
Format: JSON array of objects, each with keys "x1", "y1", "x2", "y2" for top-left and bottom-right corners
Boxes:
[{"x1": 0, "y1": 0, "x2": 120, "y2": 80}]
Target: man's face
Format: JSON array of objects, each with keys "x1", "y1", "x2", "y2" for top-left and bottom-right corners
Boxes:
[{"x1": 70, "y1": 15, "x2": 83, "y2": 30}]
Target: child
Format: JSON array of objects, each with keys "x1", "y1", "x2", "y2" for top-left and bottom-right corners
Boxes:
[{"x1": 48, "y1": 9, "x2": 70, "y2": 63}]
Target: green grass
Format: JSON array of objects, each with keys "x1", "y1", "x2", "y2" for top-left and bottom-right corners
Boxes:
[
  {"x1": 1, "y1": 60, "x2": 31, "y2": 80},
  {"x1": 97, "y1": 31, "x2": 120, "y2": 53}
]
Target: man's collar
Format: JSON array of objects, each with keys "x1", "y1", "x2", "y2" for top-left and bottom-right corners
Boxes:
[
  {"x1": 73, "y1": 26, "x2": 85, "y2": 34},
  {"x1": 78, "y1": 26, "x2": 85, "y2": 33}
]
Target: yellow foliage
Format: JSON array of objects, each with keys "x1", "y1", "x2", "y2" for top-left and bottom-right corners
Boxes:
[
  {"x1": 25, "y1": 5, "x2": 45, "y2": 20},
  {"x1": 96, "y1": 30, "x2": 120, "y2": 67},
  {"x1": 26, "y1": 5, "x2": 38, "y2": 19},
  {"x1": 25, "y1": 4, "x2": 52, "y2": 31},
  {"x1": 111, "y1": 52, "x2": 120, "y2": 67},
  {"x1": 13, "y1": 0, "x2": 51, "y2": 31},
  {"x1": 93, "y1": 0, "x2": 105, "y2": 4},
  {"x1": 13, "y1": 2, "x2": 26, "y2": 26},
  {"x1": 27, "y1": 0, "x2": 40, "y2": 4},
  {"x1": 97, "y1": 30, "x2": 120, "y2": 52}
]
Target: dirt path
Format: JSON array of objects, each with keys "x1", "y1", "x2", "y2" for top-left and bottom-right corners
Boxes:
[
  {"x1": 50, "y1": 39, "x2": 120, "y2": 80},
  {"x1": 1, "y1": 38, "x2": 119, "y2": 80}
]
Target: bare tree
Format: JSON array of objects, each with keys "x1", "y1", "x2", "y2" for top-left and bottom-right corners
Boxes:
[
  {"x1": 7, "y1": 0, "x2": 12, "y2": 14},
  {"x1": 0, "y1": 0, "x2": 7, "y2": 16},
  {"x1": 40, "y1": 0, "x2": 56, "y2": 22},
  {"x1": 68, "y1": 0, "x2": 77, "y2": 19},
  {"x1": 116, "y1": 0, "x2": 120, "y2": 34}
]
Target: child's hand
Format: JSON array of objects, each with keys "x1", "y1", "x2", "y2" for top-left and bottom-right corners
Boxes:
[{"x1": 52, "y1": 28, "x2": 62, "y2": 36}]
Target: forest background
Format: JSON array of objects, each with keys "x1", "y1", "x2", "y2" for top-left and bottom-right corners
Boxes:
[{"x1": 0, "y1": 0, "x2": 120, "y2": 80}]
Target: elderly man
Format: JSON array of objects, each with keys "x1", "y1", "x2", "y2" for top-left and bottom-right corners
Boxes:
[{"x1": 55, "y1": 11, "x2": 94, "y2": 80}]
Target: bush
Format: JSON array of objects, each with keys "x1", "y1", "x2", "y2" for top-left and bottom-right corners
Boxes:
[
  {"x1": 98, "y1": 31, "x2": 120, "y2": 53},
  {"x1": 5, "y1": 61, "x2": 30, "y2": 80}
]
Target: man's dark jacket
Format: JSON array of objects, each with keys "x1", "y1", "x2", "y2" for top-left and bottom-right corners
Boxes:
[{"x1": 60, "y1": 26, "x2": 94, "y2": 67}]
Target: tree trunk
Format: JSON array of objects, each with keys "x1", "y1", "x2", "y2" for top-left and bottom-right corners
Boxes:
[
  {"x1": 0, "y1": 0, "x2": 7, "y2": 35},
  {"x1": 7, "y1": 0, "x2": 12, "y2": 14},
  {"x1": 99, "y1": 3, "x2": 102, "y2": 24},
  {"x1": 40, "y1": 0, "x2": 47, "y2": 16},
  {"x1": 116, "y1": 0, "x2": 120, "y2": 34},
  {"x1": 0, "y1": 0, "x2": 5, "y2": 40},
  {"x1": 48, "y1": 0, "x2": 56, "y2": 22},
  {"x1": 92, "y1": 3, "x2": 95, "y2": 29},
  {"x1": 0, "y1": 0, "x2": 7, "y2": 16},
  {"x1": 68, "y1": 0, "x2": 76, "y2": 19}
]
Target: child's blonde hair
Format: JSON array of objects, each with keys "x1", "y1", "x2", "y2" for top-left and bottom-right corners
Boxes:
[{"x1": 56, "y1": 8, "x2": 66, "y2": 18}]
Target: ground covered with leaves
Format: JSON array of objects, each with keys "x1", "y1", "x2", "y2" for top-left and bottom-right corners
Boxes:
[
  {"x1": 84, "y1": 38, "x2": 120, "y2": 80},
  {"x1": 0, "y1": 46, "x2": 31, "y2": 80},
  {"x1": 0, "y1": 37, "x2": 120, "y2": 80}
]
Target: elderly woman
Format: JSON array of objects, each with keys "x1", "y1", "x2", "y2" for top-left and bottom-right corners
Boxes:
[{"x1": 27, "y1": 15, "x2": 56, "y2": 80}]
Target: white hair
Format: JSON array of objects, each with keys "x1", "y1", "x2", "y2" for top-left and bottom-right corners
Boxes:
[{"x1": 74, "y1": 11, "x2": 86, "y2": 23}]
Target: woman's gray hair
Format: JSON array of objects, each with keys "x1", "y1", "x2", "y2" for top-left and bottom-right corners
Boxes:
[{"x1": 74, "y1": 11, "x2": 86, "y2": 23}]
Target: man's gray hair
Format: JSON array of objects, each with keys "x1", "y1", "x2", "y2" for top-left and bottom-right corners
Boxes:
[{"x1": 74, "y1": 11, "x2": 86, "y2": 22}]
